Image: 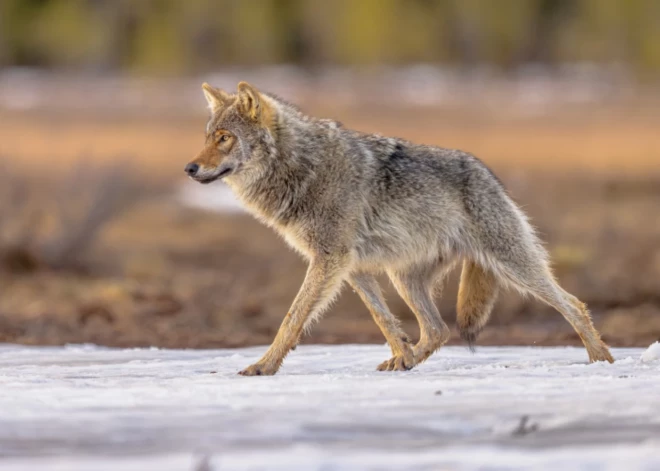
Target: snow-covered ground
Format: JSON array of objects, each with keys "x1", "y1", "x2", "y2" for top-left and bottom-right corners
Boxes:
[
  {"x1": 178, "y1": 182, "x2": 244, "y2": 213},
  {"x1": 0, "y1": 344, "x2": 658, "y2": 471}
]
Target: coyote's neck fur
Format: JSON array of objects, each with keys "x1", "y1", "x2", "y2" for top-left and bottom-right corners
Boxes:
[{"x1": 226, "y1": 95, "x2": 343, "y2": 232}]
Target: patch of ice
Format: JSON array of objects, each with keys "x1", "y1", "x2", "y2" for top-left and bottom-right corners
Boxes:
[
  {"x1": 616, "y1": 356, "x2": 636, "y2": 365},
  {"x1": 640, "y1": 341, "x2": 660, "y2": 362}
]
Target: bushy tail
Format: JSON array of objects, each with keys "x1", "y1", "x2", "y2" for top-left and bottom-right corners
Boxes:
[{"x1": 456, "y1": 260, "x2": 499, "y2": 351}]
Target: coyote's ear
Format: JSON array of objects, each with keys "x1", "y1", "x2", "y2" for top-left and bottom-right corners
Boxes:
[
  {"x1": 237, "y1": 81, "x2": 262, "y2": 121},
  {"x1": 202, "y1": 83, "x2": 230, "y2": 113}
]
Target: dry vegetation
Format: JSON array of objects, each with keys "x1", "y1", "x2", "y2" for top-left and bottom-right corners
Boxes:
[
  {"x1": 0, "y1": 162, "x2": 144, "y2": 271},
  {"x1": 1, "y1": 101, "x2": 659, "y2": 349}
]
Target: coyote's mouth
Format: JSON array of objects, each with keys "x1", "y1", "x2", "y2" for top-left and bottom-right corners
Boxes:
[{"x1": 197, "y1": 166, "x2": 233, "y2": 184}]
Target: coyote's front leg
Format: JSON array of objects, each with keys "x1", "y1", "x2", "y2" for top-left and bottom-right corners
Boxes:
[{"x1": 238, "y1": 254, "x2": 348, "y2": 376}]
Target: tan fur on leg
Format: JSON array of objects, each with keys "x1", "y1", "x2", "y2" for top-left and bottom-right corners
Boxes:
[
  {"x1": 348, "y1": 273, "x2": 414, "y2": 370},
  {"x1": 457, "y1": 260, "x2": 499, "y2": 351},
  {"x1": 388, "y1": 265, "x2": 451, "y2": 368},
  {"x1": 239, "y1": 255, "x2": 348, "y2": 376}
]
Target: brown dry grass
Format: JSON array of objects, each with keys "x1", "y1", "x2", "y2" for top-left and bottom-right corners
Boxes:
[
  {"x1": 1, "y1": 100, "x2": 659, "y2": 349},
  {"x1": 2, "y1": 100, "x2": 660, "y2": 179}
]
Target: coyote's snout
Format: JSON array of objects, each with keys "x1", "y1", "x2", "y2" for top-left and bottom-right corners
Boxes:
[{"x1": 187, "y1": 81, "x2": 614, "y2": 376}]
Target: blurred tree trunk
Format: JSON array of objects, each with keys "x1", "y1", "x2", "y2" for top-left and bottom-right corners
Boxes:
[
  {"x1": 180, "y1": 0, "x2": 228, "y2": 72},
  {"x1": 0, "y1": 29, "x2": 5, "y2": 68},
  {"x1": 88, "y1": 0, "x2": 137, "y2": 71},
  {"x1": 442, "y1": 0, "x2": 483, "y2": 72},
  {"x1": 296, "y1": 0, "x2": 332, "y2": 73},
  {"x1": 516, "y1": 0, "x2": 573, "y2": 67},
  {"x1": 0, "y1": 0, "x2": 5, "y2": 67}
]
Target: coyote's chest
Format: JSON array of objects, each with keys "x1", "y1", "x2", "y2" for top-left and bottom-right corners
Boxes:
[{"x1": 274, "y1": 221, "x2": 315, "y2": 259}]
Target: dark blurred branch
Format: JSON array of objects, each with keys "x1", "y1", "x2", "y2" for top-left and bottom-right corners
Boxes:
[
  {"x1": 0, "y1": 160, "x2": 145, "y2": 272},
  {"x1": 43, "y1": 162, "x2": 142, "y2": 268}
]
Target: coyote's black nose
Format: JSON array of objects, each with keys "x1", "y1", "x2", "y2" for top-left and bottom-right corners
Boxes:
[{"x1": 185, "y1": 163, "x2": 199, "y2": 176}]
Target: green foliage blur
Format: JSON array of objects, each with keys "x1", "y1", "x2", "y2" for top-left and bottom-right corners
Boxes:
[{"x1": 1, "y1": 0, "x2": 659, "y2": 76}]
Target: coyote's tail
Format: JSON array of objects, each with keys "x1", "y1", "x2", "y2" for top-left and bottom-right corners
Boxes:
[{"x1": 456, "y1": 260, "x2": 499, "y2": 351}]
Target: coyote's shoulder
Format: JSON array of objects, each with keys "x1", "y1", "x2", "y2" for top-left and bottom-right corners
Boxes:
[{"x1": 185, "y1": 82, "x2": 613, "y2": 376}]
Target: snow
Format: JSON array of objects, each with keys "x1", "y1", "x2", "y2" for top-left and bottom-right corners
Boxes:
[
  {"x1": 178, "y1": 182, "x2": 244, "y2": 213},
  {"x1": 0, "y1": 344, "x2": 659, "y2": 471},
  {"x1": 640, "y1": 341, "x2": 660, "y2": 362}
]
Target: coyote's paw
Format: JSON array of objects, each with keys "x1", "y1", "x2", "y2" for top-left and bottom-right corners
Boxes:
[
  {"x1": 377, "y1": 355, "x2": 414, "y2": 371},
  {"x1": 238, "y1": 362, "x2": 279, "y2": 376},
  {"x1": 588, "y1": 344, "x2": 614, "y2": 364},
  {"x1": 377, "y1": 344, "x2": 415, "y2": 371}
]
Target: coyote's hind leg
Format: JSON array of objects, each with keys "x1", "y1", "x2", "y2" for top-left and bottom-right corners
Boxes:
[
  {"x1": 387, "y1": 264, "x2": 451, "y2": 368},
  {"x1": 539, "y1": 285, "x2": 614, "y2": 363},
  {"x1": 348, "y1": 273, "x2": 414, "y2": 371},
  {"x1": 494, "y1": 254, "x2": 613, "y2": 363}
]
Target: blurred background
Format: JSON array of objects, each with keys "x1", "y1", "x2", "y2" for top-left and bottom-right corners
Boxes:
[{"x1": 0, "y1": 0, "x2": 659, "y2": 349}]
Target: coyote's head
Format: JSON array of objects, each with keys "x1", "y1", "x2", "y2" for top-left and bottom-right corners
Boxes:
[{"x1": 185, "y1": 81, "x2": 276, "y2": 184}]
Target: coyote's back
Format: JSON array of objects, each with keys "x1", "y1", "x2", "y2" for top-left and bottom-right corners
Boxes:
[{"x1": 185, "y1": 81, "x2": 613, "y2": 376}]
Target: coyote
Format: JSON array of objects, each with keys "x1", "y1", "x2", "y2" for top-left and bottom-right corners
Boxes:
[{"x1": 185, "y1": 81, "x2": 614, "y2": 376}]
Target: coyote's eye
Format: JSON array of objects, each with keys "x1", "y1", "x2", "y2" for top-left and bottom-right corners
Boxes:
[{"x1": 215, "y1": 131, "x2": 230, "y2": 143}]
